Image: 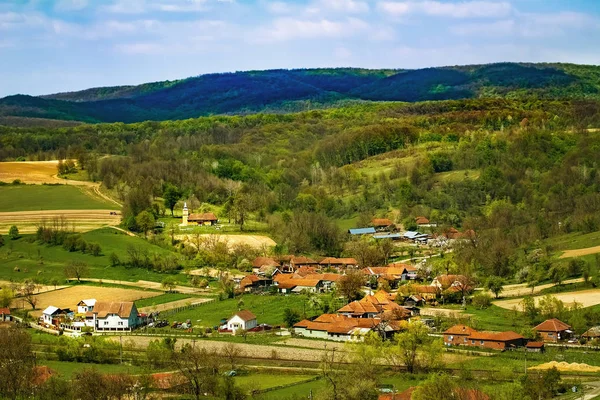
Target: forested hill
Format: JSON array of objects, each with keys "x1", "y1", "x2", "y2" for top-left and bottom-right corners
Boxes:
[{"x1": 1, "y1": 63, "x2": 599, "y2": 124}]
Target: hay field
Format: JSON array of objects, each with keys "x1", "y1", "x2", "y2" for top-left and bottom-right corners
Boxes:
[
  {"x1": 0, "y1": 209, "x2": 120, "y2": 234},
  {"x1": 14, "y1": 285, "x2": 160, "y2": 317},
  {"x1": 0, "y1": 161, "x2": 63, "y2": 184},
  {"x1": 560, "y1": 245, "x2": 600, "y2": 259},
  {"x1": 177, "y1": 234, "x2": 276, "y2": 250},
  {"x1": 494, "y1": 288, "x2": 600, "y2": 310}
]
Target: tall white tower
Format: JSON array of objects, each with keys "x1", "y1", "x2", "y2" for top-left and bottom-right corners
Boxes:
[{"x1": 182, "y1": 202, "x2": 189, "y2": 226}]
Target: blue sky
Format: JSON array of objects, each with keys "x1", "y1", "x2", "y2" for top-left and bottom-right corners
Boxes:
[{"x1": 0, "y1": 0, "x2": 599, "y2": 97}]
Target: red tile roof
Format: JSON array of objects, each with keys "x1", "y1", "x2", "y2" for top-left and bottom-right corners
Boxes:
[
  {"x1": 291, "y1": 256, "x2": 318, "y2": 265},
  {"x1": 252, "y1": 257, "x2": 280, "y2": 268},
  {"x1": 319, "y1": 257, "x2": 358, "y2": 266},
  {"x1": 232, "y1": 310, "x2": 256, "y2": 322},
  {"x1": 93, "y1": 302, "x2": 135, "y2": 318},
  {"x1": 415, "y1": 216, "x2": 430, "y2": 225},
  {"x1": 371, "y1": 218, "x2": 393, "y2": 227},
  {"x1": 533, "y1": 318, "x2": 571, "y2": 332},
  {"x1": 0, "y1": 307, "x2": 10, "y2": 315},
  {"x1": 526, "y1": 341, "x2": 545, "y2": 348},
  {"x1": 188, "y1": 212, "x2": 218, "y2": 221},
  {"x1": 468, "y1": 331, "x2": 524, "y2": 342},
  {"x1": 444, "y1": 324, "x2": 476, "y2": 336}
]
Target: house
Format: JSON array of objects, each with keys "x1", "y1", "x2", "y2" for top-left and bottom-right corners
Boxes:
[
  {"x1": 252, "y1": 257, "x2": 281, "y2": 274},
  {"x1": 277, "y1": 278, "x2": 323, "y2": 294},
  {"x1": 226, "y1": 310, "x2": 257, "y2": 333},
  {"x1": 290, "y1": 256, "x2": 319, "y2": 270},
  {"x1": 93, "y1": 301, "x2": 140, "y2": 331},
  {"x1": 444, "y1": 325, "x2": 525, "y2": 350},
  {"x1": 466, "y1": 331, "x2": 525, "y2": 350},
  {"x1": 431, "y1": 275, "x2": 470, "y2": 291},
  {"x1": 526, "y1": 341, "x2": 545, "y2": 352},
  {"x1": 582, "y1": 326, "x2": 600, "y2": 341},
  {"x1": 443, "y1": 324, "x2": 477, "y2": 346},
  {"x1": 398, "y1": 285, "x2": 439, "y2": 302},
  {"x1": 373, "y1": 233, "x2": 404, "y2": 241},
  {"x1": 533, "y1": 318, "x2": 572, "y2": 342},
  {"x1": 415, "y1": 216, "x2": 430, "y2": 226},
  {"x1": 294, "y1": 314, "x2": 403, "y2": 342},
  {"x1": 239, "y1": 275, "x2": 272, "y2": 293},
  {"x1": 0, "y1": 307, "x2": 11, "y2": 322},
  {"x1": 319, "y1": 257, "x2": 358, "y2": 269},
  {"x1": 371, "y1": 218, "x2": 394, "y2": 232},
  {"x1": 363, "y1": 264, "x2": 418, "y2": 287},
  {"x1": 348, "y1": 227, "x2": 376, "y2": 235},
  {"x1": 42, "y1": 306, "x2": 63, "y2": 326},
  {"x1": 77, "y1": 299, "x2": 96, "y2": 313},
  {"x1": 402, "y1": 231, "x2": 430, "y2": 244},
  {"x1": 337, "y1": 290, "x2": 411, "y2": 319},
  {"x1": 188, "y1": 212, "x2": 218, "y2": 226}
]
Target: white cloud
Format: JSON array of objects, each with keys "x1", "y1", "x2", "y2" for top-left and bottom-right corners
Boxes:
[
  {"x1": 378, "y1": 1, "x2": 512, "y2": 18},
  {"x1": 317, "y1": 0, "x2": 369, "y2": 14},
  {"x1": 264, "y1": 1, "x2": 294, "y2": 14},
  {"x1": 54, "y1": 0, "x2": 89, "y2": 11},
  {"x1": 251, "y1": 17, "x2": 369, "y2": 43}
]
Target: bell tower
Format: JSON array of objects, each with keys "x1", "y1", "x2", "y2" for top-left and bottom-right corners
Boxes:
[{"x1": 182, "y1": 202, "x2": 189, "y2": 226}]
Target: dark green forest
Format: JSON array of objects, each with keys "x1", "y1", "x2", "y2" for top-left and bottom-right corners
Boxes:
[
  {"x1": 1, "y1": 96, "x2": 600, "y2": 284},
  {"x1": 2, "y1": 63, "x2": 600, "y2": 124}
]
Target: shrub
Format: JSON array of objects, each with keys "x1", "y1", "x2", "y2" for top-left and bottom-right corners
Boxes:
[
  {"x1": 471, "y1": 292, "x2": 492, "y2": 309},
  {"x1": 8, "y1": 226, "x2": 19, "y2": 240}
]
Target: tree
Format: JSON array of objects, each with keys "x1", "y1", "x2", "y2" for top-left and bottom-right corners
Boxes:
[
  {"x1": 386, "y1": 322, "x2": 436, "y2": 373},
  {"x1": 521, "y1": 367, "x2": 561, "y2": 400},
  {"x1": 485, "y1": 276, "x2": 505, "y2": 299},
  {"x1": 8, "y1": 226, "x2": 19, "y2": 240},
  {"x1": 471, "y1": 292, "x2": 492, "y2": 309},
  {"x1": 163, "y1": 184, "x2": 182, "y2": 217},
  {"x1": 22, "y1": 281, "x2": 38, "y2": 310},
  {"x1": 161, "y1": 276, "x2": 177, "y2": 292},
  {"x1": 338, "y1": 270, "x2": 366, "y2": 302},
  {"x1": 0, "y1": 234, "x2": 4, "y2": 247},
  {"x1": 412, "y1": 373, "x2": 459, "y2": 400},
  {"x1": 50, "y1": 278, "x2": 60, "y2": 290},
  {"x1": 136, "y1": 210, "x2": 155, "y2": 238},
  {"x1": 222, "y1": 342, "x2": 243, "y2": 371},
  {"x1": 549, "y1": 264, "x2": 567, "y2": 286},
  {"x1": 172, "y1": 346, "x2": 222, "y2": 400},
  {"x1": 283, "y1": 308, "x2": 301, "y2": 328},
  {"x1": 0, "y1": 287, "x2": 13, "y2": 308},
  {"x1": 0, "y1": 328, "x2": 35, "y2": 400},
  {"x1": 64, "y1": 261, "x2": 88, "y2": 282}
]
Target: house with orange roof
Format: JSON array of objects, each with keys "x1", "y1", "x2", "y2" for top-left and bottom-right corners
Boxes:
[
  {"x1": 443, "y1": 324, "x2": 525, "y2": 350},
  {"x1": 319, "y1": 257, "x2": 359, "y2": 269},
  {"x1": 0, "y1": 307, "x2": 12, "y2": 322},
  {"x1": 188, "y1": 212, "x2": 218, "y2": 226},
  {"x1": 239, "y1": 274, "x2": 273, "y2": 293},
  {"x1": 274, "y1": 272, "x2": 342, "y2": 293},
  {"x1": 338, "y1": 290, "x2": 412, "y2": 319},
  {"x1": 371, "y1": 218, "x2": 394, "y2": 232},
  {"x1": 294, "y1": 313, "x2": 403, "y2": 342},
  {"x1": 533, "y1": 318, "x2": 572, "y2": 342},
  {"x1": 431, "y1": 274, "x2": 472, "y2": 292}
]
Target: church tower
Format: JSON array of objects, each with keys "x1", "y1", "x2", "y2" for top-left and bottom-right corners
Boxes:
[{"x1": 182, "y1": 202, "x2": 189, "y2": 226}]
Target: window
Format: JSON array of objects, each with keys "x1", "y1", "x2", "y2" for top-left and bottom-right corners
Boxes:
[
  {"x1": 471, "y1": 340, "x2": 475, "y2": 344},
  {"x1": 104, "y1": 321, "x2": 108, "y2": 326},
  {"x1": 464, "y1": 338, "x2": 467, "y2": 343},
  {"x1": 548, "y1": 333, "x2": 553, "y2": 337},
  {"x1": 118, "y1": 322, "x2": 123, "y2": 326},
  {"x1": 480, "y1": 341, "x2": 484, "y2": 345}
]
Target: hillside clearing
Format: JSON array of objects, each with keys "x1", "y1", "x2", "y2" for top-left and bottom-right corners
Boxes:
[
  {"x1": 0, "y1": 209, "x2": 120, "y2": 234},
  {"x1": 177, "y1": 234, "x2": 276, "y2": 250},
  {"x1": 0, "y1": 161, "x2": 64, "y2": 184},
  {"x1": 13, "y1": 285, "x2": 160, "y2": 317},
  {"x1": 494, "y1": 288, "x2": 600, "y2": 310},
  {"x1": 560, "y1": 245, "x2": 600, "y2": 259},
  {"x1": 0, "y1": 185, "x2": 118, "y2": 212}
]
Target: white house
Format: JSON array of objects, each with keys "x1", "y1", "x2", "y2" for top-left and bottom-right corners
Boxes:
[
  {"x1": 226, "y1": 310, "x2": 257, "y2": 333},
  {"x1": 42, "y1": 306, "x2": 62, "y2": 326},
  {"x1": 93, "y1": 301, "x2": 140, "y2": 331},
  {"x1": 77, "y1": 299, "x2": 96, "y2": 314}
]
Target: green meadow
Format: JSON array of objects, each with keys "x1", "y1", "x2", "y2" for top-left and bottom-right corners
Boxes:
[{"x1": 0, "y1": 184, "x2": 117, "y2": 212}]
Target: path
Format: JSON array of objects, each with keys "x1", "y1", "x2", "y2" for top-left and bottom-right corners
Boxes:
[
  {"x1": 139, "y1": 298, "x2": 212, "y2": 313},
  {"x1": 561, "y1": 245, "x2": 600, "y2": 259},
  {"x1": 107, "y1": 225, "x2": 136, "y2": 237},
  {"x1": 501, "y1": 278, "x2": 583, "y2": 298},
  {"x1": 52, "y1": 174, "x2": 122, "y2": 207},
  {"x1": 74, "y1": 278, "x2": 205, "y2": 295}
]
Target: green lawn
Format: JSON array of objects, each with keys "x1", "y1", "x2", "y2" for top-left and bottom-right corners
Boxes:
[
  {"x1": 134, "y1": 293, "x2": 194, "y2": 308},
  {"x1": 255, "y1": 378, "x2": 327, "y2": 399},
  {"x1": 0, "y1": 185, "x2": 117, "y2": 212},
  {"x1": 167, "y1": 294, "x2": 325, "y2": 328},
  {"x1": 335, "y1": 216, "x2": 360, "y2": 231},
  {"x1": 0, "y1": 228, "x2": 180, "y2": 282},
  {"x1": 39, "y1": 360, "x2": 150, "y2": 379},
  {"x1": 235, "y1": 374, "x2": 316, "y2": 391},
  {"x1": 465, "y1": 305, "x2": 530, "y2": 332}
]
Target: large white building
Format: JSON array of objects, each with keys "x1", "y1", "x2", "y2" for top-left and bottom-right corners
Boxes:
[
  {"x1": 93, "y1": 301, "x2": 140, "y2": 332},
  {"x1": 226, "y1": 310, "x2": 257, "y2": 333}
]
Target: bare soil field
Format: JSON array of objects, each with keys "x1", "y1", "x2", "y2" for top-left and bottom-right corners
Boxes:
[
  {"x1": 177, "y1": 234, "x2": 276, "y2": 250},
  {"x1": 419, "y1": 308, "x2": 469, "y2": 318},
  {"x1": 0, "y1": 161, "x2": 64, "y2": 184},
  {"x1": 138, "y1": 298, "x2": 212, "y2": 313},
  {"x1": 501, "y1": 278, "x2": 583, "y2": 298},
  {"x1": 560, "y1": 246, "x2": 600, "y2": 259},
  {"x1": 494, "y1": 288, "x2": 600, "y2": 310},
  {"x1": 14, "y1": 285, "x2": 159, "y2": 317},
  {"x1": 0, "y1": 209, "x2": 120, "y2": 234},
  {"x1": 76, "y1": 278, "x2": 204, "y2": 295}
]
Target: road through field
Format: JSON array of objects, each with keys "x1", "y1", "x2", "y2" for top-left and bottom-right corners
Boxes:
[{"x1": 0, "y1": 209, "x2": 120, "y2": 233}]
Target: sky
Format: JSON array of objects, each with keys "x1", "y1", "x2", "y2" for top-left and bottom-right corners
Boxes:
[{"x1": 0, "y1": 0, "x2": 599, "y2": 97}]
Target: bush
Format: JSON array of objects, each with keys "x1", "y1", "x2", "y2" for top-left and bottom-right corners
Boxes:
[
  {"x1": 88, "y1": 243, "x2": 102, "y2": 257},
  {"x1": 8, "y1": 225, "x2": 19, "y2": 240},
  {"x1": 471, "y1": 292, "x2": 492, "y2": 309},
  {"x1": 0, "y1": 234, "x2": 4, "y2": 247},
  {"x1": 109, "y1": 252, "x2": 120, "y2": 267}
]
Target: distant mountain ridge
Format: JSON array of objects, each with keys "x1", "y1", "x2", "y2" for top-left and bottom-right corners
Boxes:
[{"x1": 1, "y1": 63, "x2": 599, "y2": 124}]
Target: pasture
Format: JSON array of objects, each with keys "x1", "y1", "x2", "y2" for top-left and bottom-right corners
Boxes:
[
  {"x1": 14, "y1": 285, "x2": 160, "y2": 317},
  {"x1": 0, "y1": 185, "x2": 117, "y2": 212},
  {"x1": 176, "y1": 233, "x2": 276, "y2": 250},
  {"x1": 0, "y1": 228, "x2": 179, "y2": 282}
]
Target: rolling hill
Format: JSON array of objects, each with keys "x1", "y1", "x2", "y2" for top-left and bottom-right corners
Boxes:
[{"x1": 1, "y1": 63, "x2": 599, "y2": 124}]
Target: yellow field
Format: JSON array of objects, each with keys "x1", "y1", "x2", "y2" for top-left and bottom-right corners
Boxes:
[
  {"x1": 494, "y1": 288, "x2": 600, "y2": 310},
  {"x1": 177, "y1": 234, "x2": 276, "y2": 250},
  {"x1": 560, "y1": 245, "x2": 600, "y2": 259},
  {"x1": 0, "y1": 210, "x2": 120, "y2": 234},
  {"x1": 13, "y1": 285, "x2": 160, "y2": 317},
  {"x1": 0, "y1": 161, "x2": 64, "y2": 184}
]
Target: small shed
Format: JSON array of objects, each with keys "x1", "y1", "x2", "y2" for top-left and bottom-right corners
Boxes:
[
  {"x1": 42, "y1": 306, "x2": 62, "y2": 326},
  {"x1": 227, "y1": 310, "x2": 257, "y2": 333},
  {"x1": 0, "y1": 307, "x2": 11, "y2": 322},
  {"x1": 526, "y1": 341, "x2": 545, "y2": 353}
]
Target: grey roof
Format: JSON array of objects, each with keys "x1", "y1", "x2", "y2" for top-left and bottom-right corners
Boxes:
[
  {"x1": 373, "y1": 233, "x2": 403, "y2": 239},
  {"x1": 43, "y1": 306, "x2": 60, "y2": 315},
  {"x1": 349, "y1": 227, "x2": 376, "y2": 235}
]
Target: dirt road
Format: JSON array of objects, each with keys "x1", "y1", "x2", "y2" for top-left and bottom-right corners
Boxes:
[
  {"x1": 0, "y1": 209, "x2": 120, "y2": 234},
  {"x1": 501, "y1": 278, "x2": 583, "y2": 298}
]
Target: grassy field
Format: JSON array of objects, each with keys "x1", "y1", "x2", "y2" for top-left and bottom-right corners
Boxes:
[
  {"x1": 236, "y1": 373, "x2": 317, "y2": 391},
  {"x1": 167, "y1": 294, "x2": 329, "y2": 328},
  {"x1": 0, "y1": 185, "x2": 117, "y2": 212},
  {"x1": 39, "y1": 360, "x2": 150, "y2": 378},
  {"x1": 0, "y1": 228, "x2": 179, "y2": 282},
  {"x1": 464, "y1": 305, "x2": 530, "y2": 332},
  {"x1": 544, "y1": 231, "x2": 600, "y2": 252},
  {"x1": 134, "y1": 293, "x2": 193, "y2": 308}
]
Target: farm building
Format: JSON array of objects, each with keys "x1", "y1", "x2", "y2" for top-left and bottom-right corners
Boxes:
[
  {"x1": 0, "y1": 308, "x2": 11, "y2": 322},
  {"x1": 239, "y1": 275, "x2": 273, "y2": 293},
  {"x1": 348, "y1": 227, "x2": 376, "y2": 235},
  {"x1": 533, "y1": 318, "x2": 572, "y2": 342},
  {"x1": 526, "y1": 342, "x2": 545, "y2": 352},
  {"x1": 42, "y1": 306, "x2": 72, "y2": 326},
  {"x1": 77, "y1": 299, "x2": 96, "y2": 313},
  {"x1": 319, "y1": 257, "x2": 358, "y2": 269},
  {"x1": 226, "y1": 310, "x2": 257, "y2": 333},
  {"x1": 582, "y1": 326, "x2": 600, "y2": 341},
  {"x1": 188, "y1": 212, "x2": 218, "y2": 226},
  {"x1": 443, "y1": 325, "x2": 525, "y2": 350},
  {"x1": 294, "y1": 314, "x2": 404, "y2": 342},
  {"x1": 371, "y1": 218, "x2": 394, "y2": 231}
]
